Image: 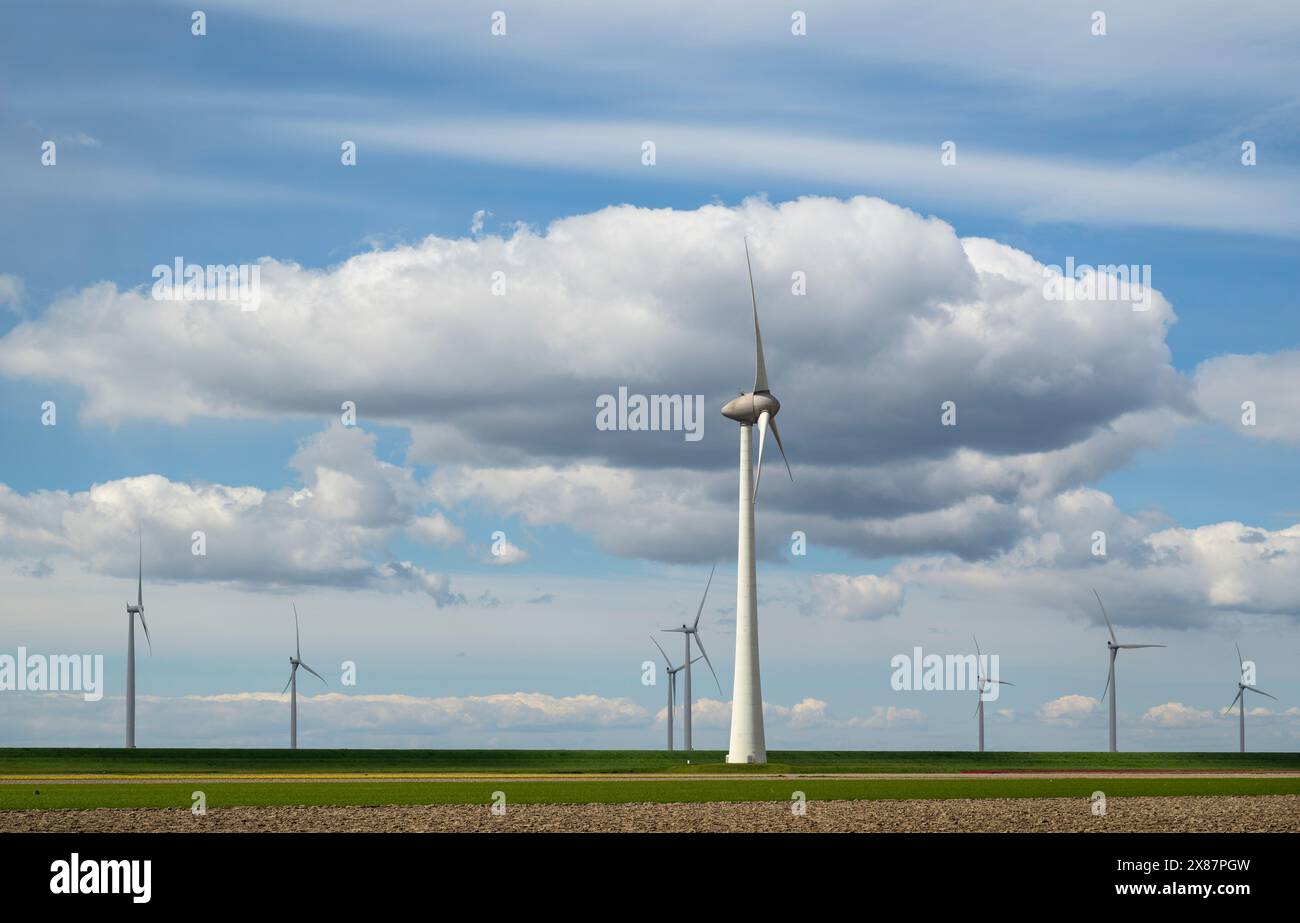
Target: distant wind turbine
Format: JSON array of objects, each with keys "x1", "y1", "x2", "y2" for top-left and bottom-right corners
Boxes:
[
  {"x1": 1094, "y1": 589, "x2": 1165, "y2": 753},
  {"x1": 650, "y1": 636, "x2": 702, "y2": 751},
  {"x1": 721, "y1": 239, "x2": 793, "y2": 764},
  {"x1": 661, "y1": 564, "x2": 721, "y2": 751},
  {"x1": 972, "y1": 635, "x2": 1013, "y2": 752},
  {"x1": 282, "y1": 604, "x2": 326, "y2": 749},
  {"x1": 1225, "y1": 643, "x2": 1277, "y2": 753},
  {"x1": 124, "y1": 530, "x2": 151, "y2": 749}
]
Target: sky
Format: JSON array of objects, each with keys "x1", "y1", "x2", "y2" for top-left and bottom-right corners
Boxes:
[{"x1": 1, "y1": 0, "x2": 1298, "y2": 751}]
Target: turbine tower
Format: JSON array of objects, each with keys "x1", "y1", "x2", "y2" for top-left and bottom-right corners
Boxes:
[
  {"x1": 661, "y1": 565, "x2": 721, "y2": 751},
  {"x1": 1225, "y1": 643, "x2": 1276, "y2": 753},
  {"x1": 124, "y1": 530, "x2": 151, "y2": 749},
  {"x1": 1094, "y1": 589, "x2": 1164, "y2": 753},
  {"x1": 722, "y1": 240, "x2": 792, "y2": 765},
  {"x1": 972, "y1": 635, "x2": 1013, "y2": 752},
  {"x1": 282, "y1": 604, "x2": 326, "y2": 749},
  {"x1": 650, "y1": 637, "x2": 701, "y2": 751}
]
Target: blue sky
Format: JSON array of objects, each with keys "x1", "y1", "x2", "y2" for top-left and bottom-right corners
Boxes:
[{"x1": 1, "y1": 1, "x2": 1298, "y2": 750}]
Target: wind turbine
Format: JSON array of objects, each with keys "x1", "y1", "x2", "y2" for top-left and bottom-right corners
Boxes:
[
  {"x1": 124, "y1": 530, "x2": 151, "y2": 749},
  {"x1": 282, "y1": 604, "x2": 326, "y2": 749},
  {"x1": 650, "y1": 637, "x2": 701, "y2": 751},
  {"x1": 1224, "y1": 643, "x2": 1276, "y2": 753},
  {"x1": 661, "y1": 564, "x2": 721, "y2": 751},
  {"x1": 1094, "y1": 589, "x2": 1165, "y2": 753},
  {"x1": 972, "y1": 635, "x2": 1013, "y2": 752},
  {"x1": 721, "y1": 240, "x2": 792, "y2": 764}
]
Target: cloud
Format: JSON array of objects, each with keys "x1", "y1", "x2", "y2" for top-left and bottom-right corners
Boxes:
[
  {"x1": 899, "y1": 507, "x2": 1300, "y2": 628},
  {"x1": 671, "y1": 697, "x2": 924, "y2": 731},
  {"x1": 0, "y1": 274, "x2": 24, "y2": 315},
  {"x1": 373, "y1": 561, "x2": 466, "y2": 608},
  {"x1": 844, "y1": 705, "x2": 926, "y2": 729},
  {"x1": 405, "y1": 512, "x2": 464, "y2": 547},
  {"x1": 6, "y1": 194, "x2": 1298, "y2": 631},
  {"x1": 197, "y1": 2, "x2": 1300, "y2": 109},
  {"x1": 281, "y1": 115, "x2": 1300, "y2": 236},
  {"x1": 0, "y1": 690, "x2": 650, "y2": 746},
  {"x1": 1195, "y1": 351, "x2": 1300, "y2": 444},
  {"x1": 5, "y1": 690, "x2": 925, "y2": 747},
  {"x1": 0, "y1": 195, "x2": 1195, "y2": 565},
  {"x1": 0, "y1": 423, "x2": 464, "y2": 600},
  {"x1": 1038, "y1": 694, "x2": 1099, "y2": 725},
  {"x1": 808, "y1": 573, "x2": 904, "y2": 621},
  {"x1": 1141, "y1": 701, "x2": 1216, "y2": 728},
  {"x1": 485, "y1": 536, "x2": 530, "y2": 566}
]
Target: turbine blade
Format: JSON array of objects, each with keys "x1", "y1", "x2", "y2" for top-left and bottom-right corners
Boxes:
[
  {"x1": 745, "y1": 238, "x2": 769, "y2": 393},
  {"x1": 1117, "y1": 644, "x2": 1165, "y2": 649},
  {"x1": 137, "y1": 529, "x2": 143, "y2": 609},
  {"x1": 992, "y1": 679, "x2": 1014, "y2": 686},
  {"x1": 1235, "y1": 641, "x2": 1244, "y2": 673},
  {"x1": 1246, "y1": 686, "x2": 1278, "y2": 701},
  {"x1": 768, "y1": 416, "x2": 792, "y2": 481},
  {"x1": 299, "y1": 661, "x2": 327, "y2": 684},
  {"x1": 1100, "y1": 668, "x2": 1112, "y2": 703},
  {"x1": 293, "y1": 602, "x2": 301, "y2": 660},
  {"x1": 692, "y1": 563, "x2": 716, "y2": 631},
  {"x1": 972, "y1": 693, "x2": 982, "y2": 718},
  {"x1": 137, "y1": 611, "x2": 151, "y2": 655},
  {"x1": 651, "y1": 635, "x2": 675, "y2": 670},
  {"x1": 282, "y1": 667, "x2": 295, "y2": 695},
  {"x1": 973, "y1": 634, "x2": 981, "y2": 661},
  {"x1": 692, "y1": 631, "x2": 722, "y2": 694},
  {"x1": 1092, "y1": 589, "x2": 1117, "y2": 644},
  {"x1": 753, "y1": 410, "x2": 769, "y2": 503},
  {"x1": 1224, "y1": 688, "x2": 1244, "y2": 714}
]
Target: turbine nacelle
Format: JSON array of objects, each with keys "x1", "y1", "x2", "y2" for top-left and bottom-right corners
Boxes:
[{"x1": 721, "y1": 390, "x2": 780, "y2": 425}]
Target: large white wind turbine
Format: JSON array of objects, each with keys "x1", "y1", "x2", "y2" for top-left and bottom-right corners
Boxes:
[
  {"x1": 662, "y1": 564, "x2": 721, "y2": 751},
  {"x1": 972, "y1": 635, "x2": 1013, "y2": 753},
  {"x1": 282, "y1": 604, "x2": 327, "y2": 749},
  {"x1": 1225, "y1": 643, "x2": 1277, "y2": 753},
  {"x1": 650, "y1": 636, "x2": 702, "y2": 751},
  {"x1": 124, "y1": 531, "x2": 151, "y2": 749},
  {"x1": 1094, "y1": 589, "x2": 1165, "y2": 753},
  {"x1": 722, "y1": 240, "x2": 792, "y2": 764}
]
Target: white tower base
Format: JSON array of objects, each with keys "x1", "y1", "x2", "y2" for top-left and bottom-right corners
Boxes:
[
  {"x1": 125, "y1": 614, "x2": 135, "y2": 749},
  {"x1": 727, "y1": 423, "x2": 766, "y2": 764}
]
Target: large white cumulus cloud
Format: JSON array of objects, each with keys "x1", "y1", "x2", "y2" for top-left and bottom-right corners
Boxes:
[
  {"x1": 0, "y1": 196, "x2": 1183, "y2": 453},
  {"x1": 7, "y1": 195, "x2": 1288, "y2": 621}
]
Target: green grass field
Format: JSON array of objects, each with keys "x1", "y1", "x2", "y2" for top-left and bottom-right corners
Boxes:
[
  {"x1": 3, "y1": 777, "x2": 1299, "y2": 810},
  {"x1": 2, "y1": 749, "x2": 1298, "y2": 808},
  {"x1": 3, "y1": 748, "x2": 1298, "y2": 776}
]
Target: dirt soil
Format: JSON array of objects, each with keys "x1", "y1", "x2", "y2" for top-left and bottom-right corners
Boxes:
[{"x1": 5, "y1": 795, "x2": 1298, "y2": 833}]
